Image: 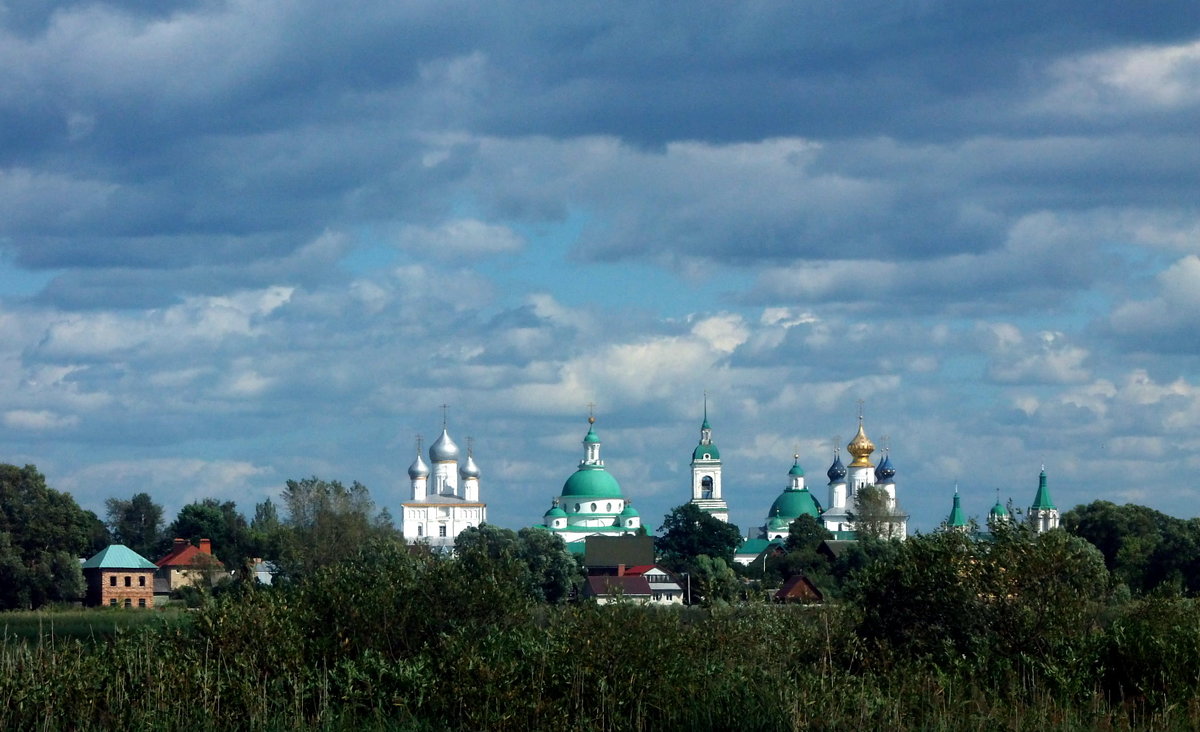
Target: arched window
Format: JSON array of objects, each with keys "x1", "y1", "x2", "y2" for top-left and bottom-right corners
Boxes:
[
  {"x1": 417, "y1": 525, "x2": 423, "y2": 537},
  {"x1": 591, "y1": 503, "x2": 597, "y2": 512},
  {"x1": 701, "y1": 476, "x2": 713, "y2": 499},
  {"x1": 606, "y1": 502, "x2": 612, "y2": 512}
]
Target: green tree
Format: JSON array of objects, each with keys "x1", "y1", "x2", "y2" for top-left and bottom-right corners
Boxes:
[
  {"x1": 0, "y1": 464, "x2": 106, "y2": 608},
  {"x1": 655, "y1": 503, "x2": 742, "y2": 573},
  {"x1": 692, "y1": 554, "x2": 740, "y2": 606},
  {"x1": 454, "y1": 524, "x2": 581, "y2": 604},
  {"x1": 848, "y1": 485, "x2": 903, "y2": 540},
  {"x1": 165, "y1": 498, "x2": 252, "y2": 568},
  {"x1": 275, "y1": 477, "x2": 394, "y2": 578},
  {"x1": 105, "y1": 492, "x2": 163, "y2": 558},
  {"x1": 1063, "y1": 500, "x2": 1200, "y2": 595},
  {"x1": 850, "y1": 524, "x2": 1109, "y2": 674}
]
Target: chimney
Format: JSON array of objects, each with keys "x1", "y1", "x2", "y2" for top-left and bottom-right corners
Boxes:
[
  {"x1": 173, "y1": 538, "x2": 186, "y2": 548},
  {"x1": 199, "y1": 539, "x2": 212, "y2": 555},
  {"x1": 617, "y1": 563, "x2": 625, "y2": 577}
]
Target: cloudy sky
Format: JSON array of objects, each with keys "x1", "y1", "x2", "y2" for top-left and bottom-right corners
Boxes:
[{"x1": 1, "y1": 1, "x2": 1198, "y2": 536}]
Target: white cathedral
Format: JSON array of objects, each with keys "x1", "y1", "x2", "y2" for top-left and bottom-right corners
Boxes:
[{"x1": 401, "y1": 422, "x2": 487, "y2": 550}]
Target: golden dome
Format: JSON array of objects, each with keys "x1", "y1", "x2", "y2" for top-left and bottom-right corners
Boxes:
[{"x1": 846, "y1": 421, "x2": 875, "y2": 468}]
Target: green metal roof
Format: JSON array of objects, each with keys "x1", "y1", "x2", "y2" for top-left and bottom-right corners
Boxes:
[
  {"x1": 947, "y1": 492, "x2": 967, "y2": 528},
  {"x1": 1031, "y1": 469, "x2": 1056, "y2": 510},
  {"x1": 82, "y1": 544, "x2": 157, "y2": 570},
  {"x1": 583, "y1": 425, "x2": 601, "y2": 444},
  {"x1": 788, "y1": 458, "x2": 805, "y2": 477},
  {"x1": 562, "y1": 465, "x2": 624, "y2": 498},
  {"x1": 692, "y1": 443, "x2": 720, "y2": 461},
  {"x1": 768, "y1": 487, "x2": 820, "y2": 522}
]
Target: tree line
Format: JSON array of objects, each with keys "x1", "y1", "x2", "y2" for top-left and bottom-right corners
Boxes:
[{"x1": 7, "y1": 457, "x2": 1200, "y2": 610}]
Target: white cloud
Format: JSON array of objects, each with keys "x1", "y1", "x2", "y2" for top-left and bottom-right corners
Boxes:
[
  {"x1": 1110, "y1": 255, "x2": 1200, "y2": 339},
  {"x1": 396, "y1": 219, "x2": 525, "y2": 258},
  {"x1": 3, "y1": 409, "x2": 79, "y2": 431},
  {"x1": 1037, "y1": 39, "x2": 1200, "y2": 115},
  {"x1": 982, "y1": 325, "x2": 1091, "y2": 384}
]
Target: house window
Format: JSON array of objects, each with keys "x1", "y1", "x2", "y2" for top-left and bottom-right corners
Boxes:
[
  {"x1": 109, "y1": 576, "x2": 116, "y2": 587},
  {"x1": 124, "y1": 598, "x2": 132, "y2": 608},
  {"x1": 417, "y1": 525, "x2": 423, "y2": 537},
  {"x1": 138, "y1": 599, "x2": 146, "y2": 608},
  {"x1": 124, "y1": 576, "x2": 131, "y2": 587},
  {"x1": 139, "y1": 576, "x2": 146, "y2": 587},
  {"x1": 109, "y1": 599, "x2": 117, "y2": 607},
  {"x1": 439, "y1": 526, "x2": 447, "y2": 537}
]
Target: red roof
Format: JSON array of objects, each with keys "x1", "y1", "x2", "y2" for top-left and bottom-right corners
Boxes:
[
  {"x1": 155, "y1": 539, "x2": 222, "y2": 569},
  {"x1": 622, "y1": 565, "x2": 658, "y2": 576}
]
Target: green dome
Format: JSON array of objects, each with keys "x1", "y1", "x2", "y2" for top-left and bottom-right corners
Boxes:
[
  {"x1": 769, "y1": 488, "x2": 820, "y2": 522},
  {"x1": 583, "y1": 425, "x2": 601, "y2": 444},
  {"x1": 692, "y1": 443, "x2": 720, "y2": 461},
  {"x1": 789, "y1": 462, "x2": 805, "y2": 477},
  {"x1": 990, "y1": 501, "x2": 1007, "y2": 518},
  {"x1": 562, "y1": 466, "x2": 624, "y2": 498},
  {"x1": 544, "y1": 505, "x2": 568, "y2": 519},
  {"x1": 619, "y1": 504, "x2": 639, "y2": 517}
]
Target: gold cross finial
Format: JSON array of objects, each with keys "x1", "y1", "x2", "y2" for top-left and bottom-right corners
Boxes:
[
  {"x1": 857, "y1": 399, "x2": 865, "y2": 422},
  {"x1": 586, "y1": 402, "x2": 596, "y2": 424}
]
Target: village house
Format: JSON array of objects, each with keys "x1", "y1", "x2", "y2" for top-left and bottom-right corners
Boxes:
[
  {"x1": 155, "y1": 538, "x2": 229, "y2": 594},
  {"x1": 82, "y1": 544, "x2": 157, "y2": 609}
]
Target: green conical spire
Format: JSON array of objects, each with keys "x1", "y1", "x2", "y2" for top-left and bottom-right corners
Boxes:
[
  {"x1": 947, "y1": 489, "x2": 967, "y2": 528},
  {"x1": 1031, "y1": 467, "x2": 1055, "y2": 510}
]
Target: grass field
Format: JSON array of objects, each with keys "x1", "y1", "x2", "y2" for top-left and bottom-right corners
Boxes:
[{"x1": 0, "y1": 607, "x2": 191, "y2": 643}]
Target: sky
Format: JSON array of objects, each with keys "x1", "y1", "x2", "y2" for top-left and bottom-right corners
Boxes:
[{"x1": 1, "y1": 0, "x2": 1198, "y2": 537}]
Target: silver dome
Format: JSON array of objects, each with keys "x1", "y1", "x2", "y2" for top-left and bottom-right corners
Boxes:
[
  {"x1": 460, "y1": 453, "x2": 480, "y2": 479},
  {"x1": 429, "y1": 428, "x2": 460, "y2": 462},
  {"x1": 408, "y1": 453, "x2": 430, "y2": 479}
]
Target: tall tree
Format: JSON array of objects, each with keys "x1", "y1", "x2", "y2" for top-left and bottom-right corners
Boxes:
[
  {"x1": 849, "y1": 485, "x2": 903, "y2": 540},
  {"x1": 105, "y1": 492, "x2": 164, "y2": 558},
  {"x1": 453, "y1": 524, "x2": 581, "y2": 604},
  {"x1": 164, "y1": 498, "x2": 252, "y2": 568},
  {"x1": 655, "y1": 503, "x2": 742, "y2": 573},
  {"x1": 275, "y1": 477, "x2": 395, "y2": 577},
  {"x1": 0, "y1": 464, "x2": 106, "y2": 608}
]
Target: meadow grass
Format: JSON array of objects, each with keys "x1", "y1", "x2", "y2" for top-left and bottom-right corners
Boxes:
[{"x1": 0, "y1": 606, "x2": 191, "y2": 644}]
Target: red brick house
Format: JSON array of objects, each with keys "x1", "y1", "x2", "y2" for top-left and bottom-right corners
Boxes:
[{"x1": 82, "y1": 545, "x2": 157, "y2": 608}]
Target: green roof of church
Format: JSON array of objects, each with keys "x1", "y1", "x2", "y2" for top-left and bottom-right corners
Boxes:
[
  {"x1": 1031, "y1": 469, "x2": 1056, "y2": 510},
  {"x1": 82, "y1": 544, "x2": 157, "y2": 570},
  {"x1": 692, "y1": 443, "x2": 720, "y2": 461},
  {"x1": 768, "y1": 487, "x2": 820, "y2": 522},
  {"x1": 562, "y1": 465, "x2": 624, "y2": 499},
  {"x1": 947, "y1": 492, "x2": 967, "y2": 528}
]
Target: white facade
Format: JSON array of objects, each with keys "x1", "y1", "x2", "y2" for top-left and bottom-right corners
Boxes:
[{"x1": 401, "y1": 427, "x2": 487, "y2": 550}]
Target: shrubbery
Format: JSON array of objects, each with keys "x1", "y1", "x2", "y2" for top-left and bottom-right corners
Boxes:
[{"x1": 4, "y1": 531, "x2": 1200, "y2": 729}]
